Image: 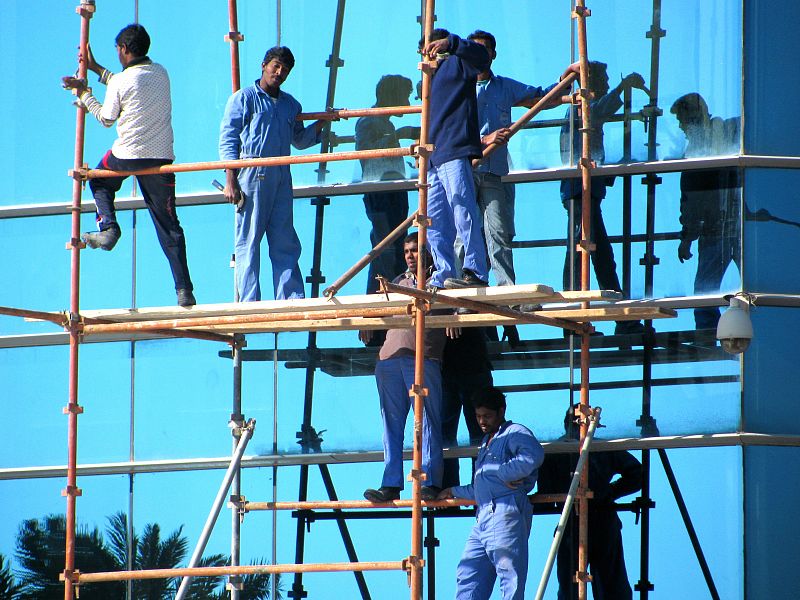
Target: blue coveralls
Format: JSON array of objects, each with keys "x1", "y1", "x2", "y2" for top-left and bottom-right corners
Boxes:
[
  {"x1": 219, "y1": 81, "x2": 320, "y2": 301},
  {"x1": 427, "y1": 35, "x2": 491, "y2": 288},
  {"x1": 452, "y1": 420, "x2": 544, "y2": 600}
]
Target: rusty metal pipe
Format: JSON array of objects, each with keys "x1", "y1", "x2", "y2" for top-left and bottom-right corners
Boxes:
[
  {"x1": 380, "y1": 279, "x2": 589, "y2": 333},
  {"x1": 0, "y1": 305, "x2": 67, "y2": 326},
  {"x1": 244, "y1": 494, "x2": 568, "y2": 511},
  {"x1": 298, "y1": 105, "x2": 422, "y2": 121},
  {"x1": 475, "y1": 72, "x2": 577, "y2": 166},
  {"x1": 73, "y1": 561, "x2": 406, "y2": 584},
  {"x1": 81, "y1": 147, "x2": 415, "y2": 179},
  {"x1": 323, "y1": 211, "x2": 419, "y2": 298},
  {"x1": 226, "y1": 0, "x2": 242, "y2": 92}
]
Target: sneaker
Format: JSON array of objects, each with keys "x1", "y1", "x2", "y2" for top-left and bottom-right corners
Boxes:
[
  {"x1": 82, "y1": 227, "x2": 121, "y2": 251},
  {"x1": 176, "y1": 289, "x2": 196, "y2": 307},
  {"x1": 443, "y1": 269, "x2": 489, "y2": 289},
  {"x1": 363, "y1": 486, "x2": 401, "y2": 502},
  {"x1": 420, "y1": 486, "x2": 441, "y2": 501}
]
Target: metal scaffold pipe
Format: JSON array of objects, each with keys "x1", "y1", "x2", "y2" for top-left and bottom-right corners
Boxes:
[
  {"x1": 63, "y1": 3, "x2": 94, "y2": 599},
  {"x1": 533, "y1": 408, "x2": 601, "y2": 600}
]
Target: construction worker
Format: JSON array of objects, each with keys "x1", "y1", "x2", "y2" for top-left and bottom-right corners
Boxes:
[
  {"x1": 419, "y1": 29, "x2": 491, "y2": 290},
  {"x1": 61, "y1": 23, "x2": 196, "y2": 307},
  {"x1": 363, "y1": 233, "x2": 447, "y2": 502},
  {"x1": 537, "y1": 405, "x2": 643, "y2": 600},
  {"x1": 218, "y1": 47, "x2": 325, "y2": 302},
  {"x1": 438, "y1": 387, "x2": 544, "y2": 600}
]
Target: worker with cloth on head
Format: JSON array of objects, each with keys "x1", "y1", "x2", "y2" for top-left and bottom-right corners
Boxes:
[
  {"x1": 218, "y1": 46, "x2": 325, "y2": 302},
  {"x1": 438, "y1": 386, "x2": 544, "y2": 599}
]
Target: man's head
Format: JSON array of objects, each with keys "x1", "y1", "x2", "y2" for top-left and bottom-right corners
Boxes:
[
  {"x1": 115, "y1": 24, "x2": 150, "y2": 65},
  {"x1": 467, "y1": 30, "x2": 497, "y2": 63},
  {"x1": 403, "y1": 232, "x2": 431, "y2": 273},
  {"x1": 587, "y1": 61, "x2": 610, "y2": 96},
  {"x1": 418, "y1": 28, "x2": 450, "y2": 51},
  {"x1": 261, "y1": 46, "x2": 295, "y2": 93},
  {"x1": 472, "y1": 387, "x2": 507, "y2": 436},
  {"x1": 376, "y1": 75, "x2": 413, "y2": 107},
  {"x1": 670, "y1": 93, "x2": 710, "y2": 133}
]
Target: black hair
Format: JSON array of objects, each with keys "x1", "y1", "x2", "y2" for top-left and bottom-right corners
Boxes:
[
  {"x1": 404, "y1": 232, "x2": 419, "y2": 245},
  {"x1": 263, "y1": 46, "x2": 296, "y2": 70},
  {"x1": 670, "y1": 93, "x2": 709, "y2": 119},
  {"x1": 587, "y1": 60, "x2": 608, "y2": 88},
  {"x1": 472, "y1": 387, "x2": 507, "y2": 412},
  {"x1": 467, "y1": 29, "x2": 496, "y2": 52},
  {"x1": 115, "y1": 24, "x2": 150, "y2": 57},
  {"x1": 419, "y1": 28, "x2": 450, "y2": 49},
  {"x1": 376, "y1": 75, "x2": 413, "y2": 105}
]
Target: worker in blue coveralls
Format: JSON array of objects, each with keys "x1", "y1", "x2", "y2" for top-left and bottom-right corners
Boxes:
[
  {"x1": 419, "y1": 29, "x2": 491, "y2": 290},
  {"x1": 560, "y1": 61, "x2": 646, "y2": 336},
  {"x1": 537, "y1": 405, "x2": 642, "y2": 600},
  {"x1": 438, "y1": 386, "x2": 545, "y2": 600},
  {"x1": 219, "y1": 46, "x2": 325, "y2": 302},
  {"x1": 363, "y1": 233, "x2": 455, "y2": 502},
  {"x1": 468, "y1": 29, "x2": 580, "y2": 345}
]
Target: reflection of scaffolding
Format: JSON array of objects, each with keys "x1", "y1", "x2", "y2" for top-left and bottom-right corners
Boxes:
[{"x1": 0, "y1": 1, "x2": 748, "y2": 600}]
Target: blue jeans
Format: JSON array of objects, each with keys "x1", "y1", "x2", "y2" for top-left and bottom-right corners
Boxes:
[
  {"x1": 363, "y1": 191, "x2": 409, "y2": 294},
  {"x1": 235, "y1": 166, "x2": 305, "y2": 301},
  {"x1": 475, "y1": 173, "x2": 516, "y2": 286},
  {"x1": 375, "y1": 356, "x2": 443, "y2": 489},
  {"x1": 456, "y1": 495, "x2": 533, "y2": 600},
  {"x1": 427, "y1": 159, "x2": 489, "y2": 288},
  {"x1": 89, "y1": 150, "x2": 193, "y2": 291}
]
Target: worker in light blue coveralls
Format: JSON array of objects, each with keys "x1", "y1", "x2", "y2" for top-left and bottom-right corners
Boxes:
[
  {"x1": 219, "y1": 46, "x2": 325, "y2": 302},
  {"x1": 419, "y1": 29, "x2": 491, "y2": 290},
  {"x1": 438, "y1": 386, "x2": 545, "y2": 600}
]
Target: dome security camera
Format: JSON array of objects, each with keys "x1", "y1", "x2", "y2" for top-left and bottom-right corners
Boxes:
[{"x1": 716, "y1": 295, "x2": 753, "y2": 354}]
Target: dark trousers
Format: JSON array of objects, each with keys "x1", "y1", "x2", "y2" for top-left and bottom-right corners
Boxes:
[
  {"x1": 441, "y1": 367, "x2": 493, "y2": 489},
  {"x1": 557, "y1": 512, "x2": 632, "y2": 600},
  {"x1": 89, "y1": 151, "x2": 193, "y2": 291},
  {"x1": 562, "y1": 197, "x2": 622, "y2": 293},
  {"x1": 364, "y1": 191, "x2": 409, "y2": 294}
]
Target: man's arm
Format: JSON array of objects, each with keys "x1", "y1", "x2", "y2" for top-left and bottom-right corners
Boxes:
[
  {"x1": 422, "y1": 35, "x2": 490, "y2": 75},
  {"x1": 607, "y1": 451, "x2": 643, "y2": 500},
  {"x1": 496, "y1": 430, "x2": 545, "y2": 484},
  {"x1": 594, "y1": 72, "x2": 646, "y2": 122},
  {"x1": 219, "y1": 92, "x2": 246, "y2": 204},
  {"x1": 62, "y1": 75, "x2": 120, "y2": 128}
]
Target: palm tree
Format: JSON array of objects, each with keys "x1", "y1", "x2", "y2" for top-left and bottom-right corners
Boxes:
[
  {"x1": 0, "y1": 553, "x2": 23, "y2": 600},
  {"x1": 14, "y1": 512, "x2": 279, "y2": 599}
]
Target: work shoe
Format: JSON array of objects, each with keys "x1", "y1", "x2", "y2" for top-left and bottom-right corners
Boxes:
[
  {"x1": 420, "y1": 486, "x2": 441, "y2": 502},
  {"x1": 443, "y1": 269, "x2": 489, "y2": 289},
  {"x1": 363, "y1": 486, "x2": 401, "y2": 502},
  {"x1": 82, "y1": 227, "x2": 121, "y2": 251},
  {"x1": 502, "y1": 325, "x2": 521, "y2": 348},
  {"x1": 176, "y1": 289, "x2": 196, "y2": 307}
]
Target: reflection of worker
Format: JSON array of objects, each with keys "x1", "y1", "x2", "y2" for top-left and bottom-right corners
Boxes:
[
  {"x1": 438, "y1": 387, "x2": 544, "y2": 600},
  {"x1": 440, "y1": 327, "x2": 493, "y2": 488},
  {"x1": 363, "y1": 233, "x2": 446, "y2": 503},
  {"x1": 420, "y1": 29, "x2": 491, "y2": 289},
  {"x1": 61, "y1": 24, "x2": 196, "y2": 307},
  {"x1": 219, "y1": 47, "x2": 325, "y2": 302},
  {"x1": 355, "y1": 75, "x2": 420, "y2": 295},
  {"x1": 560, "y1": 62, "x2": 646, "y2": 335},
  {"x1": 671, "y1": 93, "x2": 741, "y2": 330},
  {"x1": 537, "y1": 405, "x2": 642, "y2": 600}
]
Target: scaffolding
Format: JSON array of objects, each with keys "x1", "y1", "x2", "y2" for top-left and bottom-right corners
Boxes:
[{"x1": 1, "y1": 1, "x2": 754, "y2": 599}]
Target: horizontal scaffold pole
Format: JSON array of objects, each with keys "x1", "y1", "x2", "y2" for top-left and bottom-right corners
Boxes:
[
  {"x1": 77, "y1": 147, "x2": 415, "y2": 180},
  {"x1": 243, "y1": 494, "x2": 569, "y2": 511},
  {"x1": 297, "y1": 105, "x2": 422, "y2": 121},
  {"x1": 379, "y1": 278, "x2": 589, "y2": 334},
  {"x1": 68, "y1": 561, "x2": 406, "y2": 584}
]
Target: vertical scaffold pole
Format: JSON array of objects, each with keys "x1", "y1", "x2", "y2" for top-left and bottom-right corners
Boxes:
[
  {"x1": 224, "y1": 2, "x2": 245, "y2": 596},
  {"x1": 409, "y1": 1, "x2": 435, "y2": 597},
  {"x1": 63, "y1": 3, "x2": 94, "y2": 599},
  {"x1": 573, "y1": 2, "x2": 593, "y2": 599}
]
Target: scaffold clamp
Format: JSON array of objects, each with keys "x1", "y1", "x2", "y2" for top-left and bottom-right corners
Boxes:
[
  {"x1": 412, "y1": 212, "x2": 432, "y2": 228},
  {"x1": 62, "y1": 404, "x2": 84, "y2": 416},
  {"x1": 61, "y1": 485, "x2": 83, "y2": 498},
  {"x1": 66, "y1": 237, "x2": 87, "y2": 250},
  {"x1": 572, "y1": 6, "x2": 592, "y2": 18},
  {"x1": 68, "y1": 166, "x2": 89, "y2": 181},
  {"x1": 59, "y1": 568, "x2": 81, "y2": 582},
  {"x1": 409, "y1": 384, "x2": 429, "y2": 398},
  {"x1": 224, "y1": 31, "x2": 244, "y2": 42},
  {"x1": 76, "y1": 1, "x2": 95, "y2": 17}
]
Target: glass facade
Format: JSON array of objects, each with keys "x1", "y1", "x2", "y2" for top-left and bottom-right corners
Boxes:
[{"x1": 1, "y1": 1, "x2": 798, "y2": 598}]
